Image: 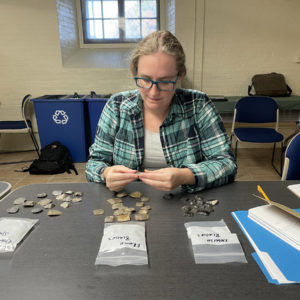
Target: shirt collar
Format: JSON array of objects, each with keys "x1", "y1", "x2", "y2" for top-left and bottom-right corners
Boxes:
[
  {"x1": 164, "y1": 91, "x2": 185, "y2": 123},
  {"x1": 122, "y1": 89, "x2": 185, "y2": 121}
]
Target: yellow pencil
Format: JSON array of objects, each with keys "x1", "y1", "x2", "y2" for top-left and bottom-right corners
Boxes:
[{"x1": 257, "y1": 185, "x2": 271, "y2": 203}]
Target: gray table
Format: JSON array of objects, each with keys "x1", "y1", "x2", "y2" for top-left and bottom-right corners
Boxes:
[{"x1": 0, "y1": 181, "x2": 300, "y2": 300}]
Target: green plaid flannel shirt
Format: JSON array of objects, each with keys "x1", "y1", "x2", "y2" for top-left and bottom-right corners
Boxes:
[{"x1": 85, "y1": 88, "x2": 237, "y2": 193}]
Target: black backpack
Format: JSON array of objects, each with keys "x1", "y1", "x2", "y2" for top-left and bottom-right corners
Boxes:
[{"x1": 26, "y1": 141, "x2": 78, "y2": 175}]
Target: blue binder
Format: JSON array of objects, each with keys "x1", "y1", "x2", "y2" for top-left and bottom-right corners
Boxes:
[{"x1": 232, "y1": 209, "x2": 300, "y2": 285}]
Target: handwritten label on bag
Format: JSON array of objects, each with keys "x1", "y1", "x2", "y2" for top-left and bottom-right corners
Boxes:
[
  {"x1": 0, "y1": 230, "x2": 14, "y2": 252},
  {"x1": 188, "y1": 226, "x2": 239, "y2": 246},
  {"x1": 100, "y1": 224, "x2": 146, "y2": 252},
  {"x1": 0, "y1": 218, "x2": 38, "y2": 253}
]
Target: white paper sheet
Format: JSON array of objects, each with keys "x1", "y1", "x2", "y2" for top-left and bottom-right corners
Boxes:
[{"x1": 248, "y1": 204, "x2": 300, "y2": 250}]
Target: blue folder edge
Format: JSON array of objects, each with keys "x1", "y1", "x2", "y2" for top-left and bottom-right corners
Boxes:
[
  {"x1": 231, "y1": 209, "x2": 300, "y2": 285},
  {"x1": 252, "y1": 252, "x2": 279, "y2": 285}
]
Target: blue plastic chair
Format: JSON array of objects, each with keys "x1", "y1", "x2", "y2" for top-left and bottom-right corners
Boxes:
[
  {"x1": 281, "y1": 133, "x2": 300, "y2": 180},
  {"x1": 231, "y1": 96, "x2": 284, "y2": 176},
  {"x1": 0, "y1": 94, "x2": 40, "y2": 164}
]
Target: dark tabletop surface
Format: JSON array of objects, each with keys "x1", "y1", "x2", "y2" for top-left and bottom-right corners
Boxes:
[{"x1": 0, "y1": 181, "x2": 300, "y2": 300}]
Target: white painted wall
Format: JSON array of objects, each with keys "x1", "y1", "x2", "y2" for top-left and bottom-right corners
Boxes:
[
  {"x1": 199, "y1": 0, "x2": 300, "y2": 96},
  {"x1": 0, "y1": 0, "x2": 299, "y2": 151}
]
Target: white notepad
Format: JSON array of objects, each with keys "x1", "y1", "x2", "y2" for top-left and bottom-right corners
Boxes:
[
  {"x1": 287, "y1": 183, "x2": 300, "y2": 198},
  {"x1": 248, "y1": 204, "x2": 300, "y2": 251}
]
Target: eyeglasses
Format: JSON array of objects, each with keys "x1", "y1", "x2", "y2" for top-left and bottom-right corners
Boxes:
[{"x1": 134, "y1": 74, "x2": 179, "y2": 92}]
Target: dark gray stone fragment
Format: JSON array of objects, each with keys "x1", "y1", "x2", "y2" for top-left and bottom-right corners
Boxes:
[
  {"x1": 52, "y1": 190, "x2": 63, "y2": 196},
  {"x1": 184, "y1": 212, "x2": 194, "y2": 217},
  {"x1": 31, "y1": 207, "x2": 43, "y2": 214},
  {"x1": 206, "y1": 199, "x2": 219, "y2": 206},
  {"x1": 194, "y1": 195, "x2": 203, "y2": 201},
  {"x1": 198, "y1": 211, "x2": 209, "y2": 216},
  {"x1": 37, "y1": 193, "x2": 47, "y2": 198},
  {"x1": 7, "y1": 206, "x2": 20, "y2": 214},
  {"x1": 163, "y1": 193, "x2": 174, "y2": 200}
]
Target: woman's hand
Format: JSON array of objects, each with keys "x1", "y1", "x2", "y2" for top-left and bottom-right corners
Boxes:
[
  {"x1": 138, "y1": 167, "x2": 195, "y2": 191},
  {"x1": 103, "y1": 165, "x2": 139, "y2": 192}
]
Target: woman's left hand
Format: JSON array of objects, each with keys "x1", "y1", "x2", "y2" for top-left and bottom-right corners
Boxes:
[{"x1": 138, "y1": 167, "x2": 195, "y2": 191}]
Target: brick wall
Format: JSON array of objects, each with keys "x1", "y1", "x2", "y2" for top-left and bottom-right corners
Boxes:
[
  {"x1": 0, "y1": 0, "x2": 299, "y2": 151},
  {"x1": 56, "y1": 0, "x2": 79, "y2": 64},
  {"x1": 166, "y1": 0, "x2": 175, "y2": 34}
]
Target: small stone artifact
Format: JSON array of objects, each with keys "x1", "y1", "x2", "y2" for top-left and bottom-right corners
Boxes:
[
  {"x1": 13, "y1": 197, "x2": 26, "y2": 205},
  {"x1": 56, "y1": 193, "x2": 67, "y2": 201},
  {"x1": 136, "y1": 202, "x2": 144, "y2": 208},
  {"x1": 116, "y1": 191, "x2": 127, "y2": 198},
  {"x1": 7, "y1": 206, "x2": 20, "y2": 214},
  {"x1": 206, "y1": 199, "x2": 219, "y2": 206},
  {"x1": 23, "y1": 200, "x2": 35, "y2": 207},
  {"x1": 143, "y1": 205, "x2": 151, "y2": 210},
  {"x1": 31, "y1": 207, "x2": 43, "y2": 214},
  {"x1": 60, "y1": 202, "x2": 70, "y2": 209},
  {"x1": 37, "y1": 193, "x2": 47, "y2": 198},
  {"x1": 141, "y1": 196, "x2": 149, "y2": 202},
  {"x1": 47, "y1": 210, "x2": 63, "y2": 216},
  {"x1": 44, "y1": 203, "x2": 55, "y2": 209},
  {"x1": 93, "y1": 209, "x2": 104, "y2": 216},
  {"x1": 52, "y1": 190, "x2": 63, "y2": 196},
  {"x1": 74, "y1": 192, "x2": 83, "y2": 197},
  {"x1": 112, "y1": 203, "x2": 124, "y2": 210},
  {"x1": 127, "y1": 207, "x2": 136, "y2": 213},
  {"x1": 104, "y1": 216, "x2": 114, "y2": 223},
  {"x1": 37, "y1": 199, "x2": 52, "y2": 207},
  {"x1": 65, "y1": 190, "x2": 73, "y2": 195},
  {"x1": 134, "y1": 213, "x2": 149, "y2": 221},
  {"x1": 72, "y1": 197, "x2": 82, "y2": 203},
  {"x1": 117, "y1": 214, "x2": 131, "y2": 222},
  {"x1": 163, "y1": 193, "x2": 174, "y2": 200},
  {"x1": 113, "y1": 209, "x2": 128, "y2": 216},
  {"x1": 129, "y1": 191, "x2": 142, "y2": 198},
  {"x1": 64, "y1": 195, "x2": 73, "y2": 202},
  {"x1": 106, "y1": 198, "x2": 122, "y2": 205}
]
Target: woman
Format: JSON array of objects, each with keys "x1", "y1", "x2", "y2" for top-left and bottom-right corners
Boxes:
[{"x1": 86, "y1": 30, "x2": 237, "y2": 193}]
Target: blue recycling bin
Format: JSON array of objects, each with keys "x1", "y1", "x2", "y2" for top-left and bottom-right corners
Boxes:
[
  {"x1": 31, "y1": 94, "x2": 88, "y2": 162},
  {"x1": 85, "y1": 93, "x2": 109, "y2": 145}
]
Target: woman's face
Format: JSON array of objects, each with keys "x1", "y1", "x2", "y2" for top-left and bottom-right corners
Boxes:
[{"x1": 136, "y1": 51, "x2": 182, "y2": 113}]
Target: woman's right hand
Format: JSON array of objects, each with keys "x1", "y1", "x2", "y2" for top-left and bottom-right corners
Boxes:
[{"x1": 103, "y1": 165, "x2": 139, "y2": 192}]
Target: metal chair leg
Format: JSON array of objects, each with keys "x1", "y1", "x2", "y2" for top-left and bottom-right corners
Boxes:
[
  {"x1": 28, "y1": 130, "x2": 40, "y2": 158},
  {"x1": 271, "y1": 142, "x2": 283, "y2": 177},
  {"x1": 234, "y1": 139, "x2": 238, "y2": 159}
]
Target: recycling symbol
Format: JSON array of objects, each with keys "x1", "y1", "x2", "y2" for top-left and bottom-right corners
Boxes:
[{"x1": 52, "y1": 110, "x2": 69, "y2": 125}]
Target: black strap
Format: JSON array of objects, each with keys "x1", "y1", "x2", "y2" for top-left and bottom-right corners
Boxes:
[
  {"x1": 287, "y1": 84, "x2": 292, "y2": 96},
  {"x1": 248, "y1": 85, "x2": 254, "y2": 96},
  {"x1": 71, "y1": 166, "x2": 78, "y2": 175}
]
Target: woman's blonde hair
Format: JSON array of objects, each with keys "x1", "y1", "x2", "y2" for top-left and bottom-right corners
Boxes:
[{"x1": 130, "y1": 30, "x2": 186, "y2": 77}]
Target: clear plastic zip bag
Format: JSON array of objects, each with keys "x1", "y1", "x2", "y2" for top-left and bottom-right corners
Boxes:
[
  {"x1": 95, "y1": 222, "x2": 148, "y2": 266},
  {"x1": 0, "y1": 217, "x2": 39, "y2": 253},
  {"x1": 185, "y1": 219, "x2": 247, "y2": 264}
]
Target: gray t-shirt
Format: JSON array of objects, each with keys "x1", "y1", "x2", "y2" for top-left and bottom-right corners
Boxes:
[{"x1": 142, "y1": 128, "x2": 168, "y2": 170}]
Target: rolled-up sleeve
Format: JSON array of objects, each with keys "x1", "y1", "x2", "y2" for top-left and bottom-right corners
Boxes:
[
  {"x1": 182, "y1": 97, "x2": 237, "y2": 193},
  {"x1": 85, "y1": 97, "x2": 117, "y2": 183}
]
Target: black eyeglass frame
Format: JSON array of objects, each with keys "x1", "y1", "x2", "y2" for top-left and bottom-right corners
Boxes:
[{"x1": 134, "y1": 74, "x2": 179, "y2": 91}]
